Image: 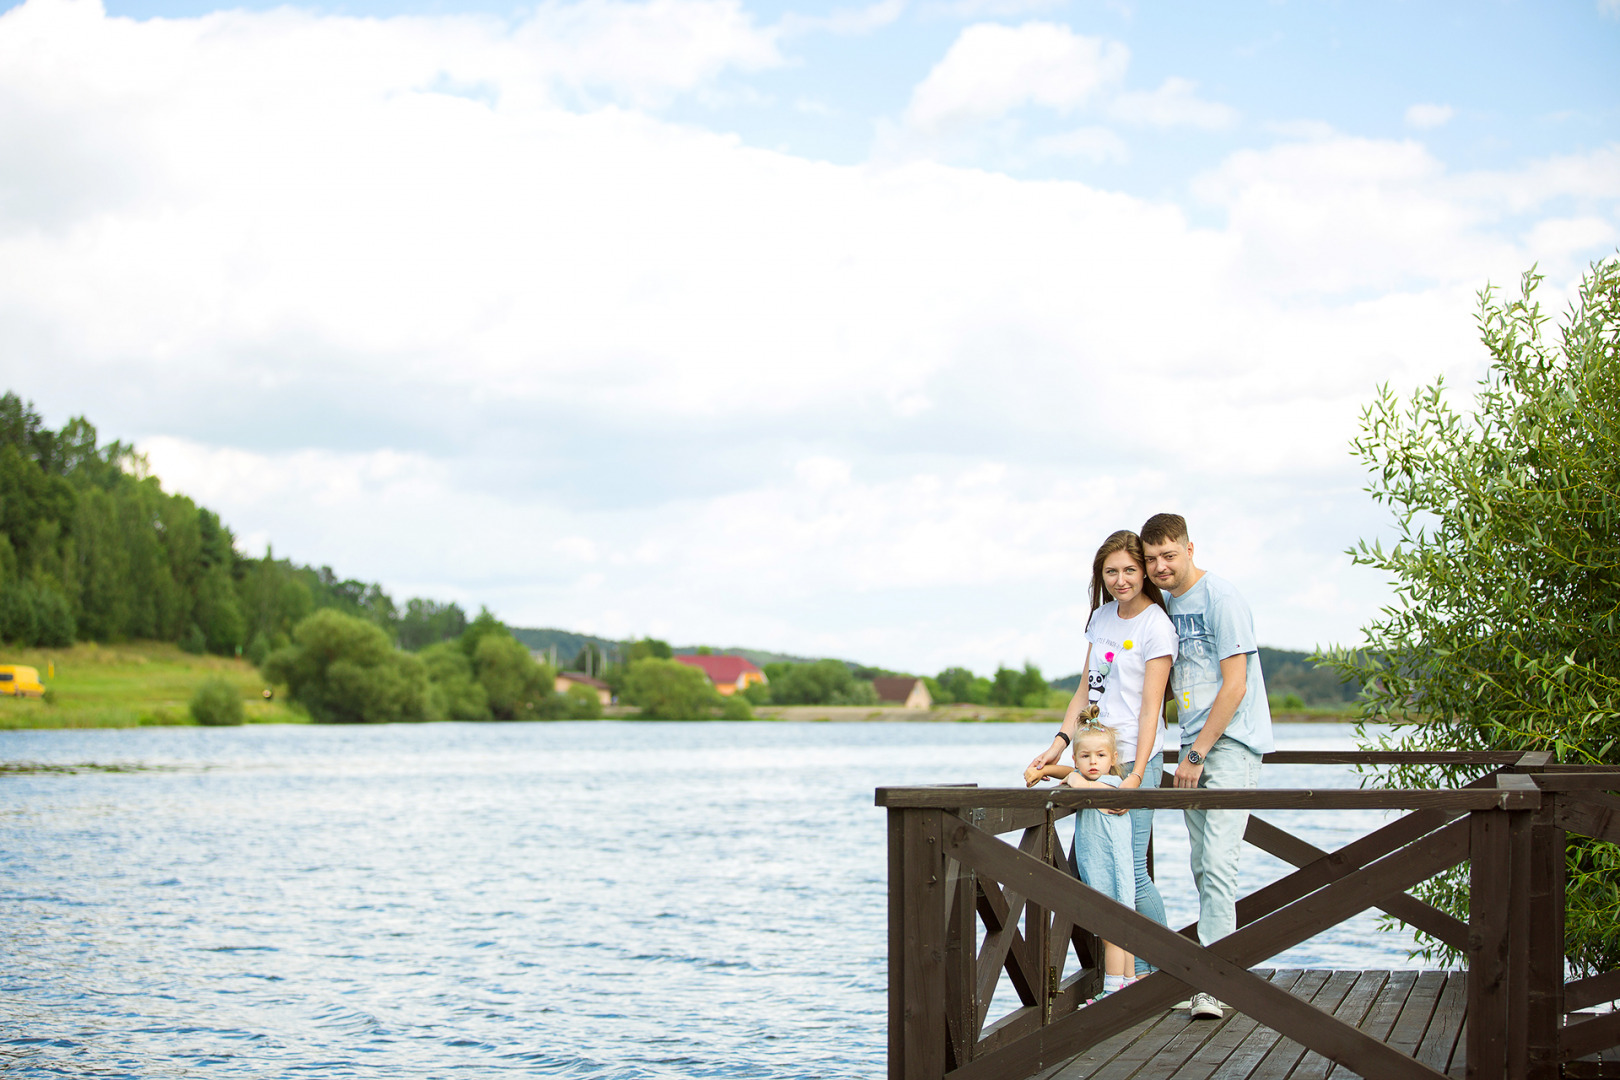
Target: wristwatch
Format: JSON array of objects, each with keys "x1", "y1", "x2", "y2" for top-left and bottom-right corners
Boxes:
[{"x1": 1185, "y1": 749, "x2": 1203, "y2": 766}]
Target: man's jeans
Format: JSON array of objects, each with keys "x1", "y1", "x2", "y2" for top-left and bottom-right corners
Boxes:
[{"x1": 1183, "y1": 735, "x2": 1262, "y2": 947}]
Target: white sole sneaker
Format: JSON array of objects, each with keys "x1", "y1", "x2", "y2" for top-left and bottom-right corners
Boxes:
[{"x1": 1189, "y1": 993, "x2": 1224, "y2": 1020}]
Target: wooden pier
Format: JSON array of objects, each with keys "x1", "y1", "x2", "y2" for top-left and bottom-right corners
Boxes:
[{"x1": 877, "y1": 752, "x2": 1620, "y2": 1080}]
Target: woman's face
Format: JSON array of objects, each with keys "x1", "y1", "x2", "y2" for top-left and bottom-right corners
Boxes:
[{"x1": 1102, "y1": 549, "x2": 1145, "y2": 604}]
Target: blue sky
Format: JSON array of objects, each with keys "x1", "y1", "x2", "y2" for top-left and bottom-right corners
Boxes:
[{"x1": 2, "y1": 0, "x2": 1617, "y2": 673}]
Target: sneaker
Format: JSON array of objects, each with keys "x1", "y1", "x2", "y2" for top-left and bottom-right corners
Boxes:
[{"x1": 1189, "y1": 992, "x2": 1224, "y2": 1020}]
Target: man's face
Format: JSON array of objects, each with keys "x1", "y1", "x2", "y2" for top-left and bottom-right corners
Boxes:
[{"x1": 1143, "y1": 537, "x2": 1195, "y2": 595}]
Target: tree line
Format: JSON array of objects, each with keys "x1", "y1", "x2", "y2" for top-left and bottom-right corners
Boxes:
[{"x1": 0, "y1": 392, "x2": 475, "y2": 658}]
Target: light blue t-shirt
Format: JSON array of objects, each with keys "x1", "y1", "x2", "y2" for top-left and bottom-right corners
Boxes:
[{"x1": 1166, "y1": 572, "x2": 1274, "y2": 755}]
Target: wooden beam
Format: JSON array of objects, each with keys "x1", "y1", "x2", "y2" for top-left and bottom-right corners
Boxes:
[
  {"x1": 1243, "y1": 815, "x2": 1469, "y2": 951},
  {"x1": 1554, "y1": 791, "x2": 1620, "y2": 844},
  {"x1": 1566, "y1": 970, "x2": 1620, "y2": 1012},
  {"x1": 876, "y1": 788, "x2": 1541, "y2": 811},
  {"x1": 940, "y1": 817, "x2": 1462, "y2": 1080},
  {"x1": 1562, "y1": 1011, "x2": 1620, "y2": 1064}
]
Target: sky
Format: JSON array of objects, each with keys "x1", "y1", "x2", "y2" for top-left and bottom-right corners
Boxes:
[{"x1": 3, "y1": 0, "x2": 1617, "y2": 676}]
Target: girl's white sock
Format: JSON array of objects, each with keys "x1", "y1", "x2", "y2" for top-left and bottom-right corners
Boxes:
[{"x1": 1104, "y1": 975, "x2": 1127, "y2": 993}]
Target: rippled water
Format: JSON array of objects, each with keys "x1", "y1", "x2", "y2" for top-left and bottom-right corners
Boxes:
[{"x1": 1, "y1": 721, "x2": 1422, "y2": 1078}]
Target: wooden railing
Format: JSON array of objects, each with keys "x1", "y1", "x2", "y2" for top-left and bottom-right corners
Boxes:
[{"x1": 876, "y1": 751, "x2": 1620, "y2": 1080}]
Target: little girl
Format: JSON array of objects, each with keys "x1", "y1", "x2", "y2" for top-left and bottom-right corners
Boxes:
[{"x1": 1024, "y1": 722, "x2": 1136, "y2": 997}]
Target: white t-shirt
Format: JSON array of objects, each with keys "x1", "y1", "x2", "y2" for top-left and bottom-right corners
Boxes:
[{"x1": 1084, "y1": 600, "x2": 1177, "y2": 765}]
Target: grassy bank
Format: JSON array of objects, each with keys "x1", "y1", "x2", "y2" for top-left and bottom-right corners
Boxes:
[{"x1": 0, "y1": 641, "x2": 305, "y2": 729}]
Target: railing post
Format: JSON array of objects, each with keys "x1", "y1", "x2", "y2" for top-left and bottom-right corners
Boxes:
[
  {"x1": 891, "y1": 807, "x2": 948, "y2": 1080},
  {"x1": 943, "y1": 828, "x2": 976, "y2": 1069},
  {"x1": 1469, "y1": 807, "x2": 1510, "y2": 1080},
  {"x1": 1524, "y1": 791, "x2": 1564, "y2": 1080}
]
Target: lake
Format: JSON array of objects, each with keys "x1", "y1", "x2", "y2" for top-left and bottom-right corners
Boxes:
[{"x1": 0, "y1": 720, "x2": 1423, "y2": 1078}]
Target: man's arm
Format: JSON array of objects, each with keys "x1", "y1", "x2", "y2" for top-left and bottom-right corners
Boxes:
[{"x1": 1173, "y1": 653, "x2": 1247, "y2": 788}]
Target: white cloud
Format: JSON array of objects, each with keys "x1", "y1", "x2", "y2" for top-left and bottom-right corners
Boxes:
[
  {"x1": 3, "y1": 0, "x2": 1616, "y2": 670},
  {"x1": 1033, "y1": 124, "x2": 1128, "y2": 162},
  {"x1": 780, "y1": 0, "x2": 905, "y2": 36},
  {"x1": 902, "y1": 22, "x2": 1128, "y2": 132},
  {"x1": 1108, "y1": 76, "x2": 1238, "y2": 130},
  {"x1": 1404, "y1": 102, "x2": 1454, "y2": 129}
]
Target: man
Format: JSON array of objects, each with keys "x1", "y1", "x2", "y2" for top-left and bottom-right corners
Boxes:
[{"x1": 1140, "y1": 513, "x2": 1273, "y2": 1021}]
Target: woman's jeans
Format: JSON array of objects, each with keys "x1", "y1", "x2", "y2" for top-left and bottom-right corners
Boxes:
[{"x1": 1069, "y1": 752, "x2": 1167, "y2": 975}]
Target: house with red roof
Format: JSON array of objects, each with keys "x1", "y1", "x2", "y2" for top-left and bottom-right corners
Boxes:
[
  {"x1": 873, "y1": 676, "x2": 932, "y2": 710},
  {"x1": 673, "y1": 654, "x2": 768, "y2": 697}
]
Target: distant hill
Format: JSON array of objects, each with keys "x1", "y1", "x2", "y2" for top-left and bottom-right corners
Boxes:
[
  {"x1": 508, "y1": 627, "x2": 848, "y2": 671},
  {"x1": 1050, "y1": 646, "x2": 1357, "y2": 707}
]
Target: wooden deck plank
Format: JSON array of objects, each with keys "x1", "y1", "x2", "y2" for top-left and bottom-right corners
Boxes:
[
  {"x1": 1126, "y1": 971, "x2": 1296, "y2": 1080},
  {"x1": 1074, "y1": 998, "x2": 1203, "y2": 1080},
  {"x1": 1287, "y1": 970, "x2": 1389, "y2": 1080},
  {"x1": 1386, "y1": 971, "x2": 1447, "y2": 1058},
  {"x1": 1045, "y1": 1001, "x2": 1187, "y2": 1080},
  {"x1": 1325, "y1": 970, "x2": 1419, "y2": 1080},
  {"x1": 1031, "y1": 971, "x2": 1481, "y2": 1080},
  {"x1": 1414, "y1": 972, "x2": 1466, "y2": 1076},
  {"x1": 1241, "y1": 969, "x2": 1359, "y2": 1079},
  {"x1": 1164, "y1": 971, "x2": 1308, "y2": 1080},
  {"x1": 1204, "y1": 971, "x2": 1333, "y2": 1080}
]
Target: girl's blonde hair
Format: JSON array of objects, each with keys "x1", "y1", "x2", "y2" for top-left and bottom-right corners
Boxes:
[{"x1": 1072, "y1": 722, "x2": 1124, "y2": 777}]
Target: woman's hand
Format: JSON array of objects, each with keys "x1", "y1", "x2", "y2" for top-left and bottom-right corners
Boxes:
[{"x1": 1028, "y1": 740, "x2": 1065, "y2": 771}]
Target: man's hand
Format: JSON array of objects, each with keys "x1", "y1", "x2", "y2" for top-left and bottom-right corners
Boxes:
[{"x1": 1174, "y1": 758, "x2": 1205, "y2": 789}]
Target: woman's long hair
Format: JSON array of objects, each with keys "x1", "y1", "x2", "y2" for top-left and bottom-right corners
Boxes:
[{"x1": 1087, "y1": 530, "x2": 1169, "y2": 622}]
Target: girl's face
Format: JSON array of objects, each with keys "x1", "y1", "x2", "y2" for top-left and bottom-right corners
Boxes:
[
  {"x1": 1102, "y1": 549, "x2": 1146, "y2": 604},
  {"x1": 1072, "y1": 734, "x2": 1116, "y2": 780}
]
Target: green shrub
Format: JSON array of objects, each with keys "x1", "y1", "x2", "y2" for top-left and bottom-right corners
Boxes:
[
  {"x1": 190, "y1": 677, "x2": 244, "y2": 726},
  {"x1": 623, "y1": 658, "x2": 722, "y2": 719},
  {"x1": 264, "y1": 609, "x2": 429, "y2": 723},
  {"x1": 719, "y1": 694, "x2": 753, "y2": 721},
  {"x1": 564, "y1": 683, "x2": 604, "y2": 719}
]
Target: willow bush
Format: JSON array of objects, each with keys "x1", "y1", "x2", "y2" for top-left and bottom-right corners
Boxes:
[{"x1": 1317, "y1": 258, "x2": 1620, "y2": 974}]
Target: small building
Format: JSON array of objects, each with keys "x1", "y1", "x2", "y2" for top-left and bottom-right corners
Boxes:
[
  {"x1": 555, "y1": 672, "x2": 612, "y2": 707},
  {"x1": 873, "y1": 676, "x2": 932, "y2": 710},
  {"x1": 673, "y1": 654, "x2": 767, "y2": 697}
]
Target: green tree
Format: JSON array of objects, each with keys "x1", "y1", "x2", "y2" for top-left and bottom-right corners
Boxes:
[
  {"x1": 1317, "y1": 259, "x2": 1620, "y2": 975},
  {"x1": 627, "y1": 637, "x2": 673, "y2": 661},
  {"x1": 766, "y1": 658, "x2": 873, "y2": 705},
  {"x1": 264, "y1": 609, "x2": 430, "y2": 723},
  {"x1": 1014, "y1": 663, "x2": 1049, "y2": 708},
  {"x1": 934, "y1": 666, "x2": 992, "y2": 705},
  {"x1": 419, "y1": 641, "x2": 492, "y2": 722},
  {"x1": 473, "y1": 633, "x2": 554, "y2": 720},
  {"x1": 622, "y1": 657, "x2": 722, "y2": 718},
  {"x1": 989, "y1": 665, "x2": 1021, "y2": 706},
  {"x1": 398, "y1": 598, "x2": 468, "y2": 651}
]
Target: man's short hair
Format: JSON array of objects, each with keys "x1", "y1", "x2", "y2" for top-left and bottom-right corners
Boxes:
[{"x1": 1140, "y1": 513, "x2": 1189, "y2": 547}]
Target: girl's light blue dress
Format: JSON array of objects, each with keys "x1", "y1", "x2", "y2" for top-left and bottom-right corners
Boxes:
[{"x1": 1072, "y1": 774, "x2": 1136, "y2": 910}]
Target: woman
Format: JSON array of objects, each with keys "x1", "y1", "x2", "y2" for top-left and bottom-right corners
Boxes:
[{"x1": 1028, "y1": 529, "x2": 1176, "y2": 973}]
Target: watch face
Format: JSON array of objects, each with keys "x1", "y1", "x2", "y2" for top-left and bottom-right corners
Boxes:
[{"x1": 1187, "y1": 750, "x2": 1202, "y2": 765}]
